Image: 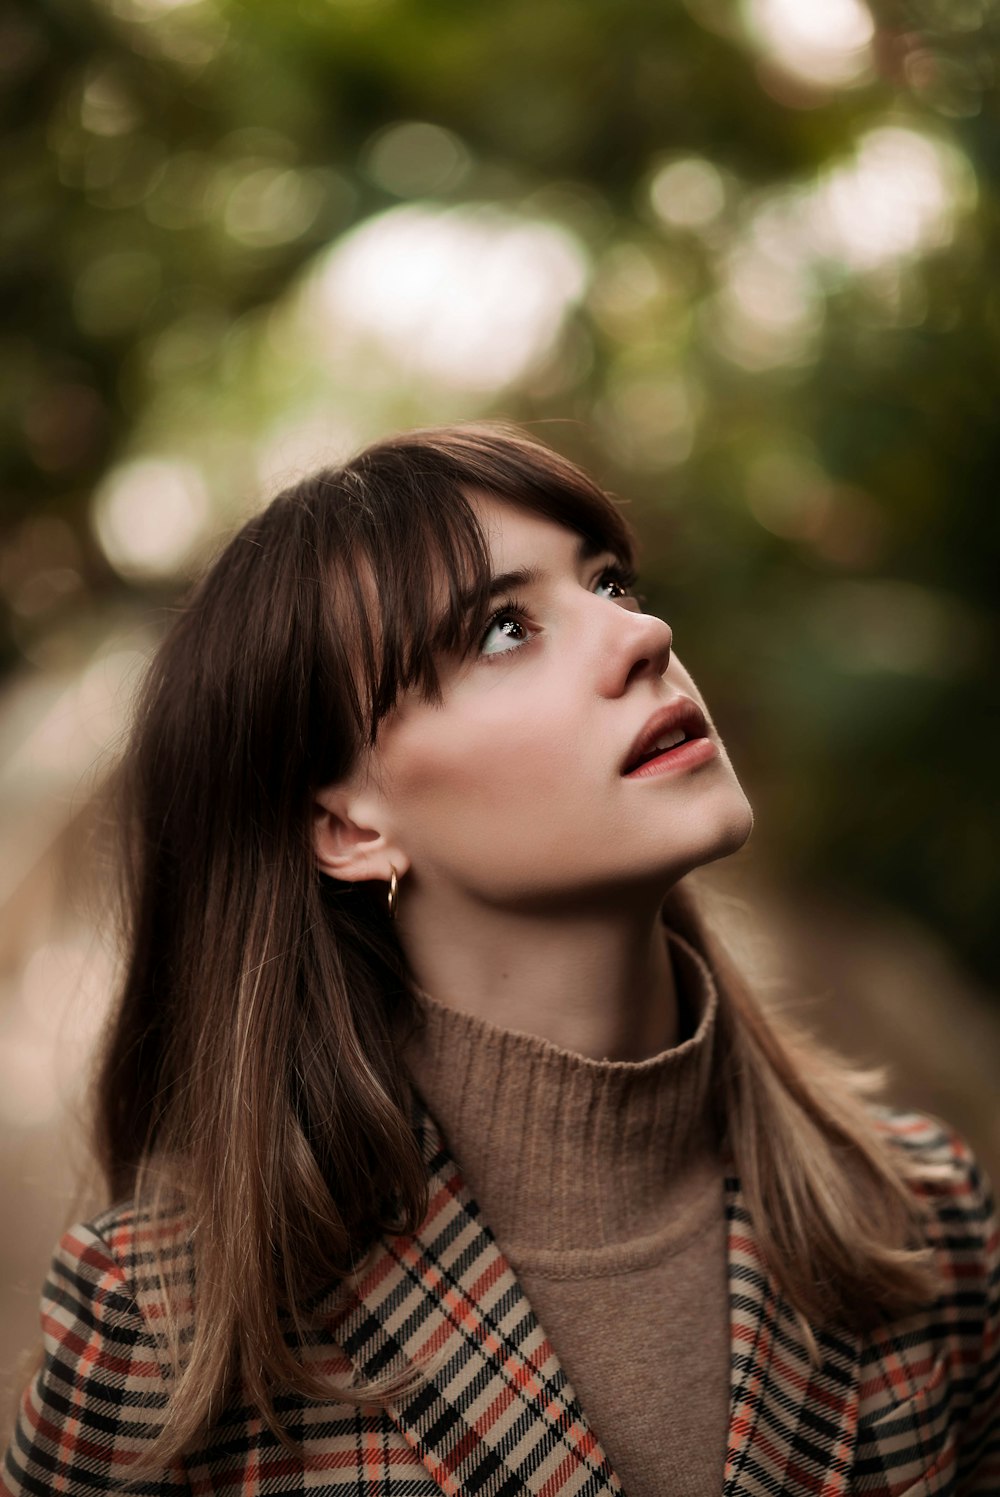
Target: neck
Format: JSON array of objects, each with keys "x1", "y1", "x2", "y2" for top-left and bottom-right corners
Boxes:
[{"x1": 397, "y1": 888, "x2": 679, "y2": 1061}]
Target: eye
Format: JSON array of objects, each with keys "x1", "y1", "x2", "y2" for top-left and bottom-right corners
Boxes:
[
  {"x1": 595, "y1": 564, "x2": 639, "y2": 601},
  {"x1": 476, "y1": 564, "x2": 641, "y2": 663},
  {"x1": 478, "y1": 597, "x2": 536, "y2": 660}
]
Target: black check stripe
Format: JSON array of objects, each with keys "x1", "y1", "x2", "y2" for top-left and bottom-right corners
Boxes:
[
  {"x1": 2, "y1": 1103, "x2": 997, "y2": 1496},
  {"x1": 337, "y1": 1182, "x2": 621, "y2": 1495}
]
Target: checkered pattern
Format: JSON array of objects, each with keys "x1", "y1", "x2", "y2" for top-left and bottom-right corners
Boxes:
[
  {"x1": 724, "y1": 1106, "x2": 999, "y2": 1497},
  {"x1": 3, "y1": 1101, "x2": 997, "y2": 1495}
]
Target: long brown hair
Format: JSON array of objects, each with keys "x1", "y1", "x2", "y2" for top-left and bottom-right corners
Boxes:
[{"x1": 94, "y1": 421, "x2": 940, "y2": 1465}]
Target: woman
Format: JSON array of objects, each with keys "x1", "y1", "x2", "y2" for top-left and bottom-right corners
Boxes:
[{"x1": 2, "y1": 423, "x2": 996, "y2": 1496}]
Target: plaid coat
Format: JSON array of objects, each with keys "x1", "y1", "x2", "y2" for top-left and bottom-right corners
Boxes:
[{"x1": 3, "y1": 1100, "x2": 998, "y2": 1496}]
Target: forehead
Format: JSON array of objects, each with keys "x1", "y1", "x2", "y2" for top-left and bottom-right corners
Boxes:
[{"x1": 465, "y1": 489, "x2": 605, "y2": 567}]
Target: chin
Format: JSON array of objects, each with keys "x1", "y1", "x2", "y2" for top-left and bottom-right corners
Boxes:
[
  {"x1": 679, "y1": 784, "x2": 755, "y2": 874},
  {"x1": 637, "y1": 799, "x2": 754, "y2": 895},
  {"x1": 710, "y1": 794, "x2": 755, "y2": 860}
]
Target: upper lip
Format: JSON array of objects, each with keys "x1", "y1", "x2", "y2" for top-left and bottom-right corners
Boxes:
[{"x1": 620, "y1": 698, "x2": 708, "y2": 774}]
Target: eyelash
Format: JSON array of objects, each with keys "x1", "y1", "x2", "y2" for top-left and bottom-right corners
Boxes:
[{"x1": 477, "y1": 564, "x2": 642, "y2": 662}]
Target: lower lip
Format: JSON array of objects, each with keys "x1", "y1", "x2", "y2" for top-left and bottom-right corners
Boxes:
[{"x1": 622, "y1": 736, "x2": 718, "y2": 780}]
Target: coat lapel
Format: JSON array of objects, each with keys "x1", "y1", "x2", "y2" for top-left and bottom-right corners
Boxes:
[
  {"x1": 723, "y1": 1171, "x2": 861, "y2": 1496},
  {"x1": 333, "y1": 1096, "x2": 625, "y2": 1497},
  {"x1": 334, "y1": 1098, "x2": 863, "y2": 1497}
]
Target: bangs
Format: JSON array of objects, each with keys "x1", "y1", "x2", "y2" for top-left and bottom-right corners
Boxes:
[
  {"x1": 319, "y1": 425, "x2": 639, "y2": 748},
  {"x1": 333, "y1": 479, "x2": 495, "y2": 746}
]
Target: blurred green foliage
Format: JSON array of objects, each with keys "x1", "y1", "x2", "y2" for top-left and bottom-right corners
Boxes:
[{"x1": 2, "y1": 0, "x2": 999, "y2": 985}]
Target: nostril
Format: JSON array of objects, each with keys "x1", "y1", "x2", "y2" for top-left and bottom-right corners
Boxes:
[{"x1": 624, "y1": 656, "x2": 656, "y2": 690}]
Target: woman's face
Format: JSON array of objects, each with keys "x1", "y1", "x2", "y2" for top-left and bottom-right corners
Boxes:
[{"x1": 335, "y1": 492, "x2": 754, "y2": 910}]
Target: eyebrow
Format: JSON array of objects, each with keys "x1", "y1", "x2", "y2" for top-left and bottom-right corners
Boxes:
[{"x1": 473, "y1": 533, "x2": 610, "y2": 610}]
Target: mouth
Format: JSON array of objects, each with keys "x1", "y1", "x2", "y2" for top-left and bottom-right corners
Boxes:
[{"x1": 620, "y1": 699, "x2": 710, "y2": 776}]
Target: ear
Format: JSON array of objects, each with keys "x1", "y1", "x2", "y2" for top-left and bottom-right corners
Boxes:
[{"x1": 312, "y1": 783, "x2": 410, "y2": 884}]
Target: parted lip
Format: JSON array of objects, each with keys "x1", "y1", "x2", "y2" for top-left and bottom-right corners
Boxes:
[{"x1": 620, "y1": 698, "x2": 709, "y2": 774}]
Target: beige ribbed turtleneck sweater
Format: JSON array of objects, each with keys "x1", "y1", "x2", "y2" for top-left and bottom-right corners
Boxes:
[{"x1": 401, "y1": 926, "x2": 731, "y2": 1497}]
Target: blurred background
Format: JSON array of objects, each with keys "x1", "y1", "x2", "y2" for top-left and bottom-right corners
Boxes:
[{"x1": 2, "y1": 0, "x2": 998, "y2": 1393}]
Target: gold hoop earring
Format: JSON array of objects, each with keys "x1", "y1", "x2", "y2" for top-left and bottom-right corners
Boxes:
[{"x1": 386, "y1": 865, "x2": 399, "y2": 921}]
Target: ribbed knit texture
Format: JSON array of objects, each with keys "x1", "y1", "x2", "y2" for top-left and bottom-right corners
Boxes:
[{"x1": 402, "y1": 925, "x2": 730, "y2": 1497}]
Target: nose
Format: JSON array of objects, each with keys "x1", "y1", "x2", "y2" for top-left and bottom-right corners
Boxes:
[{"x1": 599, "y1": 603, "x2": 673, "y2": 696}]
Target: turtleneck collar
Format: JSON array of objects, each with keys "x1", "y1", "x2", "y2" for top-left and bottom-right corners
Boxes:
[{"x1": 400, "y1": 925, "x2": 722, "y2": 1268}]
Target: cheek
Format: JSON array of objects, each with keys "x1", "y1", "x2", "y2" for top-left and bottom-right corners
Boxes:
[{"x1": 383, "y1": 687, "x2": 584, "y2": 821}]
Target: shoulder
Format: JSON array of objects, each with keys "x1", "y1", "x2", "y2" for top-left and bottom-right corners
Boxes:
[
  {"x1": 864, "y1": 1104, "x2": 998, "y2": 1341},
  {"x1": 88, "y1": 1193, "x2": 196, "y2": 1284},
  {"x1": 866, "y1": 1104, "x2": 997, "y2": 1252},
  {"x1": 857, "y1": 1107, "x2": 999, "y2": 1491},
  {"x1": 43, "y1": 1196, "x2": 196, "y2": 1367},
  {"x1": 867, "y1": 1102, "x2": 983, "y2": 1170},
  {"x1": 2, "y1": 1202, "x2": 193, "y2": 1496}
]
